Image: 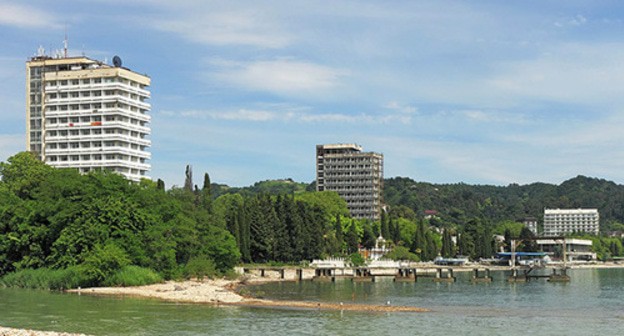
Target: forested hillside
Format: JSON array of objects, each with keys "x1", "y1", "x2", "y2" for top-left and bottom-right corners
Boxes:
[{"x1": 384, "y1": 176, "x2": 624, "y2": 232}]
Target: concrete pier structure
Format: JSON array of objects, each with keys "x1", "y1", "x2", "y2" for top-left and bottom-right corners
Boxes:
[{"x1": 471, "y1": 268, "x2": 492, "y2": 283}]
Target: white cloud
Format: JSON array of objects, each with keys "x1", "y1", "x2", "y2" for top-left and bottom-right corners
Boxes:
[
  {"x1": 162, "y1": 109, "x2": 277, "y2": 122},
  {"x1": 211, "y1": 59, "x2": 347, "y2": 96},
  {"x1": 555, "y1": 14, "x2": 588, "y2": 28},
  {"x1": 488, "y1": 42, "x2": 624, "y2": 105},
  {"x1": 450, "y1": 109, "x2": 528, "y2": 124},
  {"x1": 151, "y1": 7, "x2": 291, "y2": 48},
  {"x1": 0, "y1": 3, "x2": 60, "y2": 29},
  {"x1": 383, "y1": 101, "x2": 417, "y2": 114},
  {"x1": 160, "y1": 107, "x2": 413, "y2": 125}
]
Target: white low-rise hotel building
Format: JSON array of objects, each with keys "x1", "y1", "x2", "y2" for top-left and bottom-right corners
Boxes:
[
  {"x1": 26, "y1": 53, "x2": 151, "y2": 182},
  {"x1": 543, "y1": 208, "x2": 599, "y2": 236}
]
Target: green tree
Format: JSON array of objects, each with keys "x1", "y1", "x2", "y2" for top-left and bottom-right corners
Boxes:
[
  {"x1": 519, "y1": 227, "x2": 538, "y2": 252},
  {"x1": 200, "y1": 173, "x2": 212, "y2": 212},
  {"x1": 334, "y1": 214, "x2": 344, "y2": 254},
  {"x1": 361, "y1": 222, "x2": 376, "y2": 249},
  {"x1": 380, "y1": 211, "x2": 390, "y2": 239},
  {"x1": 384, "y1": 246, "x2": 419, "y2": 261},
  {"x1": 0, "y1": 152, "x2": 54, "y2": 199},
  {"x1": 442, "y1": 229, "x2": 455, "y2": 257},
  {"x1": 346, "y1": 220, "x2": 359, "y2": 254}
]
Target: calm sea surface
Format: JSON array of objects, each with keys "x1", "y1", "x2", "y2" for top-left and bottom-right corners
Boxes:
[{"x1": 1, "y1": 268, "x2": 623, "y2": 335}]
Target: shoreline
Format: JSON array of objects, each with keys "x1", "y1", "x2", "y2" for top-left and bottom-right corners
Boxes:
[
  {"x1": 0, "y1": 326, "x2": 87, "y2": 336},
  {"x1": 63, "y1": 262, "x2": 624, "y2": 313},
  {"x1": 65, "y1": 276, "x2": 429, "y2": 313},
  {"x1": 3, "y1": 263, "x2": 623, "y2": 335}
]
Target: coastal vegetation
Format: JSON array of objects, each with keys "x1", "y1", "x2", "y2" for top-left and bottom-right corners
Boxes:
[
  {"x1": 0, "y1": 152, "x2": 237, "y2": 289},
  {"x1": 2, "y1": 152, "x2": 624, "y2": 290}
]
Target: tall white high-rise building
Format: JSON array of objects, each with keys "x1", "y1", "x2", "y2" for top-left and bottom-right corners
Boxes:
[
  {"x1": 316, "y1": 144, "x2": 384, "y2": 220},
  {"x1": 543, "y1": 208, "x2": 599, "y2": 236},
  {"x1": 26, "y1": 53, "x2": 151, "y2": 181}
]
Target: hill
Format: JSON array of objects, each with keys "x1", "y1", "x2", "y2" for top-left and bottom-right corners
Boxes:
[{"x1": 384, "y1": 175, "x2": 624, "y2": 231}]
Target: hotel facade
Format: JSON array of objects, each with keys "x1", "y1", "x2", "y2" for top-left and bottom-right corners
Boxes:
[
  {"x1": 26, "y1": 54, "x2": 151, "y2": 181},
  {"x1": 316, "y1": 144, "x2": 383, "y2": 220},
  {"x1": 543, "y1": 208, "x2": 600, "y2": 236}
]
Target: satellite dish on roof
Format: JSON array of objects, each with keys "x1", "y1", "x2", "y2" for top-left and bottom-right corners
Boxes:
[{"x1": 112, "y1": 55, "x2": 122, "y2": 67}]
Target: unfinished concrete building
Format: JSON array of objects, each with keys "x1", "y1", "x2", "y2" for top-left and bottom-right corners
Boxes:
[{"x1": 316, "y1": 144, "x2": 383, "y2": 220}]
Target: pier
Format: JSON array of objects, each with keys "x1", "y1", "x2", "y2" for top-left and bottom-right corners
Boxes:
[
  {"x1": 240, "y1": 263, "x2": 572, "y2": 284},
  {"x1": 471, "y1": 268, "x2": 492, "y2": 283},
  {"x1": 313, "y1": 268, "x2": 336, "y2": 282},
  {"x1": 353, "y1": 268, "x2": 375, "y2": 282},
  {"x1": 432, "y1": 268, "x2": 456, "y2": 282}
]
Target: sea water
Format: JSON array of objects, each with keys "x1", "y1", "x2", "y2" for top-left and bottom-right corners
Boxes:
[{"x1": 1, "y1": 268, "x2": 623, "y2": 335}]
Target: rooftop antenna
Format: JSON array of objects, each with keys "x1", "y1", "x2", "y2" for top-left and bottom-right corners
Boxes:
[{"x1": 63, "y1": 26, "x2": 68, "y2": 58}]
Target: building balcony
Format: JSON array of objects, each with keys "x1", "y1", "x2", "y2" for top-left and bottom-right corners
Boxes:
[
  {"x1": 47, "y1": 158, "x2": 150, "y2": 171},
  {"x1": 45, "y1": 121, "x2": 150, "y2": 134},
  {"x1": 45, "y1": 82, "x2": 150, "y2": 98},
  {"x1": 45, "y1": 107, "x2": 151, "y2": 122},
  {"x1": 45, "y1": 133, "x2": 151, "y2": 146},
  {"x1": 45, "y1": 146, "x2": 151, "y2": 159}
]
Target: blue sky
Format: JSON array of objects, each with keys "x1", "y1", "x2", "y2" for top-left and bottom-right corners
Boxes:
[{"x1": 2, "y1": 1, "x2": 624, "y2": 188}]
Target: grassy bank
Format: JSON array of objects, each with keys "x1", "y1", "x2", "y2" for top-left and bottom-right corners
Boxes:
[{"x1": 0, "y1": 266, "x2": 162, "y2": 290}]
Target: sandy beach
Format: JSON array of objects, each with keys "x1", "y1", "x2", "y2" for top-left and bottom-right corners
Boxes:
[
  {"x1": 63, "y1": 262, "x2": 624, "y2": 313},
  {"x1": 65, "y1": 273, "x2": 428, "y2": 313}
]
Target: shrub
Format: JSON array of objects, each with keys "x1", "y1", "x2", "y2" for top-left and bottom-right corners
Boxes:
[
  {"x1": 348, "y1": 253, "x2": 366, "y2": 267},
  {"x1": 0, "y1": 266, "x2": 91, "y2": 290},
  {"x1": 82, "y1": 243, "x2": 130, "y2": 283},
  {"x1": 183, "y1": 257, "x2": 218, "y2": 280},
  {"x1": 384, "y1": 246, "x2": 420, "y2": 262},
  {"x1": 103, "y1": 265, "x2": 162, "y2": 287}
]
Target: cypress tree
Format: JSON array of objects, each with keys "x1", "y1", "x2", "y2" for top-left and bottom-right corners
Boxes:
[
  {"x1": 248, "y1": 195, "x2": 274, "y2": 262},
  {"x1": 335, "y1": 214, "x2": 344, "y2": 254},
  {"x1": 346, "y1": 220, "x2": 359, "y2": 254},
  {"x1": 272, "y1": 195, "x2": 292, "y2": 262},
  {"x1": 425, "y1": 231, "x2": 437, "y2": 260},
  {"x1": 419, "y1": 220, "x2": 428, "y2": 259},
  {"x1": 308, "y1": 205, "x2": 325, "y2": 259},
  {"x1": 290, "y1": 199, "x2": 307, "y2": 260},
  {"x1": 504, "y1": 228, "x2": 512, "y2": 252},
  {"x1": 156, "y1": 178, "x2": 165, "y2": 191},
  {"x1": 391, "y1": 219, "x2": 401, "y2": 244},
  {"x1": 201, "y1": 173, "x2": 212, "y2": 212},
  {"x1": 184, "y1": 164, "x2": 193, "y2": 192},
  {"x1": 441, "y1": 229, "x2": 450, "y2": 257},
  {"x1": 239, "y1": 200, "x2": 251, "y2": 262},
  {"x1": 380, "y1": 211, "x2": 390, "y2": 239},
  {"x1": 362, "y1": 222, "x2": 376, "y2": 249}
]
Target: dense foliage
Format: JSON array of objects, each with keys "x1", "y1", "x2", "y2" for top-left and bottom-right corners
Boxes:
[
  {"x1": 0, "y1": 153, "x2": 356, "y2": 288},
  {"x1": 3, "y1": 152, "x2": 624, "y2": 289},
  {"x1": 384, "y1": 176, "x2": 624, "y2": 232},
  {"x1": 0, "y1": 152, "x2": 239, "y2": 288}
]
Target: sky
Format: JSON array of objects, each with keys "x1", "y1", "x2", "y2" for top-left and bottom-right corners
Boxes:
[{"x1": 2, "y1": 0, "x2": 624, "y2": 188}]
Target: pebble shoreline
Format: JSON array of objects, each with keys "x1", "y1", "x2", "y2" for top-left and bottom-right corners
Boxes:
[{"x1": 0, "y1": 326, "x2": 87, "y2": 336}]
